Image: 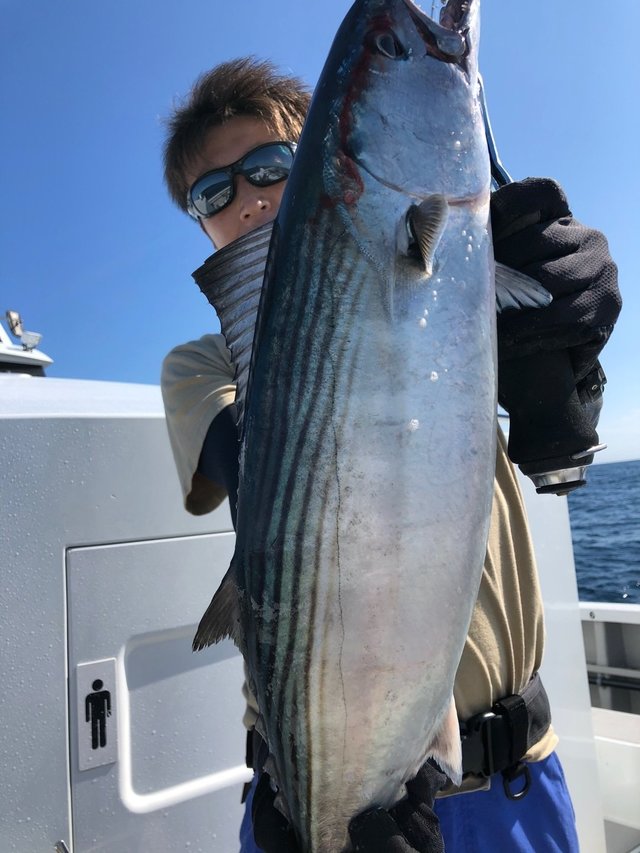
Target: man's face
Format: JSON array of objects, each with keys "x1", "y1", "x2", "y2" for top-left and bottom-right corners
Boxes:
[{"x1": 185, "y1": 115, "x2": 288, "y2": 250}]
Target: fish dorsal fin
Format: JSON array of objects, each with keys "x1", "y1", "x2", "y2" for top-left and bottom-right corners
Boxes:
[
  {"x1": 407, "y1": 195, "x2": 449, "y2": 277},
  {"x1": 192, "y1": 567, "x2": 241, "y2": 651},
  {"x1": 495, "y1": 262, "x2": 553, "y2": 314}
]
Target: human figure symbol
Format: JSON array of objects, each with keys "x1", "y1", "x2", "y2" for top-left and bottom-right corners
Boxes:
[{"x1": 85, "y1": 679, "x2": 111, "y2": 749}]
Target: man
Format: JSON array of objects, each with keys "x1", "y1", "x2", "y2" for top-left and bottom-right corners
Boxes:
[{"x1": 161, "y1": 58, "x2": 620, "y2": 851}]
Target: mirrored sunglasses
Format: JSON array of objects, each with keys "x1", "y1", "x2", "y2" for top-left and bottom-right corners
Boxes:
[{"x1": 186, "y1": 141, "x2": 297, "y2": 220}]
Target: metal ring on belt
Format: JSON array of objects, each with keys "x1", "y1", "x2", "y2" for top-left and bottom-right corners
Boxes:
[{"x1": 459, "y1": 672, "x2": 552, "y2": 798}]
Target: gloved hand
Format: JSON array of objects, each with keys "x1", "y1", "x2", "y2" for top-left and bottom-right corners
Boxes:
[
  {"x1": 350, "y1": 762, "x2": 446, "y2": 852},
  {"x1": 251, "y1": 761, "x2": 447, "y2": 853},
  {"x1": 490, "y1": 178, "x2": 621, "y2": 488},
  {"x1": 491, "y1": 177, "x2": 620, "y2": 381}
]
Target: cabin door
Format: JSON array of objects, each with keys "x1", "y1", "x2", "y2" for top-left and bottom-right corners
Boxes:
[{"x1": 66, "y1": 533, "x2": 249, "y2": 852}]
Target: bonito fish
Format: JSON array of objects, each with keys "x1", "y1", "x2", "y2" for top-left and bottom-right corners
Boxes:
[{"x1": 193, "y1": 0, "x2": 537, "y2": 849}]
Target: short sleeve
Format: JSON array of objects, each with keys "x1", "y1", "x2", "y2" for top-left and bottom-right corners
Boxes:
[{"x1": 161, "y1": 334, "x2": 236, "y2": 514}]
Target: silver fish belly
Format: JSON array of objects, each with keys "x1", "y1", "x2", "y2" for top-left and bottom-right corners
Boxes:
[{"x1": 194, "y1": 0, "x2": 495, "y2": 850}]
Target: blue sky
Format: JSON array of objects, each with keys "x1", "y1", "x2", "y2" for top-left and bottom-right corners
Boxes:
[{"x1": 2, "y1": 1, "x2": 638, "y2": 462}]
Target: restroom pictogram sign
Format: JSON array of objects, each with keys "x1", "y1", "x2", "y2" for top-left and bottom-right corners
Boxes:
[
  {"x1": 76, "y1": 659, "x2": 117, "y2": 770},
  {"x1": 85, "y1": 679, "x2": 111, "y2": 749}
]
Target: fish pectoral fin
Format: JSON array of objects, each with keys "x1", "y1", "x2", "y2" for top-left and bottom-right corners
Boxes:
[
  {"x1": 495, "y1": 262, "x2": 553, "y2": 314},
  {"x1": 192, "y1": 567, "x2": 241, "y2": 651},
  {"x1": 427, "y1": 696, "x2": 463, "y2": 788},
  {"x1": 406, "y1": 195, "x2": 449, "y2": 277}
]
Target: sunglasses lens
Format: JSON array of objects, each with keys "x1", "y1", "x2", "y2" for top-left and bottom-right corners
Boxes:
[
  {"x1": 243, "y1": 143, "x2": 294, "y2": 186},
  {"x1": 190, "y1": 173, "x2": 233, "y2": 218}
]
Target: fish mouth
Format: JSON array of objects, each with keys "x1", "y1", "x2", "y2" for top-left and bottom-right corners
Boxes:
[
  {"x1": 437, "y1": 0, "x2": 473, "y2": 32},
  {"x1": 404, "y1": 0, "x2": 473, "y2": 31},
  {"x1": 401, "y1": 0, "x2": 473, "y2": 63}
]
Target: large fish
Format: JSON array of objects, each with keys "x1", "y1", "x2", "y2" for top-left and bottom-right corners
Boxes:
[{"x1": 193, "y1": 0, "x2": 543, "y2": 849}]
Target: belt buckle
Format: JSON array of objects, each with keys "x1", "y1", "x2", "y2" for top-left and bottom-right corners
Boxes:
[{"x1": 461, "y1": 710, "x2": 500, "y2": 778}]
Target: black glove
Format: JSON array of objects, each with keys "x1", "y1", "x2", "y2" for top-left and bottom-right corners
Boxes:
[
  {"x1": 251, "y1": 761, "x2": 447, "y2": 853},
  {"x1": 349, "y1": 762, "x2": 446, "y2": 852},
  {"x1": 492, "y1": 177, "x2": 620, "y2": 380},
  {"x1": 490, "y1": 178, "x2": 621, "y2": 489}
]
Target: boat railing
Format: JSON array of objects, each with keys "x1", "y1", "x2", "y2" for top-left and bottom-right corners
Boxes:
[
  {"x1": 580, "y1": 602, "x2": 640, "y2": 847},
  {"x1": 580, "y1": 602, "x2": 640, "y2": 715}
]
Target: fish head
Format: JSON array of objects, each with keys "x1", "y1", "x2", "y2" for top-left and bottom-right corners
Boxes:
[{"x1": 320, "y1": 0, "x2": 487, "y2": 207}]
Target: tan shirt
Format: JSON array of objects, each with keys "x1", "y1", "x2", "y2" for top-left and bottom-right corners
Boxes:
[
  {"x1": 455, "y1": 428, "x2": 557, "y2": 764},
  {"x1": 161, "y1": 333, "x2": 556, "y2": 766}
]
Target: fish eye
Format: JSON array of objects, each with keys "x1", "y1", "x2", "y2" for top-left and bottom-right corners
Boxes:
[{"x1": 371, "y1": 30, "x2": 406, "y2": 59}]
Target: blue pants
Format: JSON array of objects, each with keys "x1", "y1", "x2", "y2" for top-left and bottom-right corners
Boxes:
[{"x1": 239, "y1": 752, "x2": 579, "y2": 852}]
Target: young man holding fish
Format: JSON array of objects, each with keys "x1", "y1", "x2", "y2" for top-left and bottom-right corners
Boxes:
[{"x1": 161, "y1": 54, "x2": 620, "y2": 852}]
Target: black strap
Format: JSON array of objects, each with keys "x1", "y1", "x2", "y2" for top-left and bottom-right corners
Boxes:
[
  {"x1": 493, "y1": 692, "x2": 528, "y2": 767},
  {"x1": 460, "y1": 673, "x2": 551, "y2": 780}
]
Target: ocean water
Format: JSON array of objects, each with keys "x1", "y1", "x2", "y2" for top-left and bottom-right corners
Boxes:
[{"x1": 567, "y1": 459, "x2": 640, "y2": 603}]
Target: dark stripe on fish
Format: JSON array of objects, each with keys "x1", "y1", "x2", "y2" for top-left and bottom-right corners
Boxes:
[{"x1": 238, "y1": 208, "x2": 374, "y2": 841}]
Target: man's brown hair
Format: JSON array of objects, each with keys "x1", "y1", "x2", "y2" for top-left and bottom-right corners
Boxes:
[{"x1": 163, "y1": 57, "x2": 311, "y2": 214}]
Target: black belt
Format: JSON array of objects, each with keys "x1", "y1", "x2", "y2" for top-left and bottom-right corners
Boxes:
[{"x1": 460, "y1": 672, "x2": 551, "y2": 799}]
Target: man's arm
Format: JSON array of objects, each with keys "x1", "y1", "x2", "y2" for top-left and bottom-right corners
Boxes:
[
  {"x1": 160, "y1": 333, "x2": 237, "y2": 516},
  {"x1": 197, "y1": 403, "x2": 240, "y2": 527}
]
